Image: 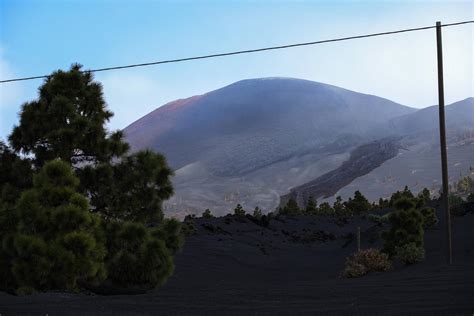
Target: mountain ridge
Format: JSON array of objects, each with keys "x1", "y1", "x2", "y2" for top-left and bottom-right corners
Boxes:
[{"x1": 123, "y1": 77, "x2": 472, "y2": 216}]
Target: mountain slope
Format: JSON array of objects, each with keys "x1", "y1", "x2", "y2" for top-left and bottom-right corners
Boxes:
[
  {"x1": 283, "y1": 98, "x2": 474, "y2": 205},
  {"x1": 123, "y1": 78, "x2": 472, "y2": 216},
  {"x1": 125, "y1": 78, "x2": 415, "y2": 177},
  {"x1": 281, "y1": 137, "x2": 402, "y2": 206},
  {"x1": 387, "y1": 97, "x2": 474, "y2": 137}
]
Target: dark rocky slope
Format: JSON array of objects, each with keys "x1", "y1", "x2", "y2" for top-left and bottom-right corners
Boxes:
[{"x1": 281, "y1": 137, "x2": 401, "y2": 206}]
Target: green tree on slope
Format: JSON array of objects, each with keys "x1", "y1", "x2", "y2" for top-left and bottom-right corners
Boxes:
[
  {"x1": 4, "y1": 160, "x2": 106, "y2": 293},
  {"x1": 9, "y1": 64, "x2": 128, "y2": 167}
]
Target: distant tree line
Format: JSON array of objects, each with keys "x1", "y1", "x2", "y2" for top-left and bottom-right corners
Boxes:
[
  {"x1": 0, "y1": 65, "x2": 181, "y2": 294},
  {"x1": 196, "y1": 185, "x2": 444, "y2": 278}
]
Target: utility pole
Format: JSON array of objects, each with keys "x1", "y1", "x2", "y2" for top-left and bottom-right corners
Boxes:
[{"x1": 436, "y1": 21, "x2": 452, "y2": 264}]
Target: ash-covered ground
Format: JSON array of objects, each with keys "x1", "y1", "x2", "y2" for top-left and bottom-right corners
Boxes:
[{"x1": 1, "y1": 206, "x2": 473, "y2": 315}]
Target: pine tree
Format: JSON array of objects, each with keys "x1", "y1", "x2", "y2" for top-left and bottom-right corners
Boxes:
[
  {"x1": 305, "y1": 196, "x2": 318, "y2": 215},
  {"x1": 2, "y1": 65, "x2": 179, "y2": 293},
  {"x1": 253, "y1": 207, "x2": 263, "y2": 220},
  {"x1": 234, "y1": 204, "x2": 246, "y2": 217},
  {"x1": 389, "y1": 186, "x2": 414, "y2": 207},
  {"x1": 101, "y1": 221, "x2": 174, "y2": 291},
  {"x1": 5, "y1": 160, "x2": 106, "y2": 292},
  {"x1": 317, "y1": 202, "x2": 334, "y2": 215},
  {"x1": 279, "y1": 198, "x2": 301, "y2": 215},
  {"x1": 378, "y1": 197, "x2": 389, "y2": 209},
  {"x1": 333, "y1": 196, "x2": 346, "y2": 217},
  {"x1": 79, "y1": 150, "x2": 173, "y2": 223},
  {"x1": 345, "y1": 191, "x2": 371, "y2": 215},
  {"x1": 9, "y1": 64, "x2": 129, "y2": 167},
  {"x1": 420, "y1": 207, "x2": 438, "y2": 229},
  {"x1": 382, "y1": 198, "x2": 424, "y2": 256},
  {"x1": 0, "y1": 141, "x2": 33, "y2": 205},
  {"x1": 0, "y1": 142, "x2": 35, "y2": 291},
  {"x1": 202, "y1": 209, "x2": 214, "y2": 219}
]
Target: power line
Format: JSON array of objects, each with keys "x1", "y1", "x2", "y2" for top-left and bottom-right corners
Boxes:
[{"x1": 1, "y1": 20, "x2": 472, "y2": 84}]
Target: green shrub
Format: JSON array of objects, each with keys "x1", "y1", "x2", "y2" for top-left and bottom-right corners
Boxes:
[
  {"x1": 389, "y1": 186, "x2": 415, "y2": 207},
  {"x1": 279, "y1": 198, "x2": 301, "y2": 216},
  {"x1": 317, "y1": 202, "x2": 334, "y2": 216},
  {"x1": 367, "y1": 213, "x2": 391, "y2": 224},
  {"x1": 378, "y1": 198, "x2": 389, "y2": 209},
  {"x1": 342, "y1": 262, "x2": 367, "y2": 278},
  {"x1": 420, "y1": 207, "x2": 438, "y2": 229},
  {"x1": 6, "y1": 160, "x2": 106, "y2": 293},
  {"x1": 79, "y1": 150, "x2": 174, "y2": 223},
  {"x1": 102, "y1": 221, "x2": 174, "y2": 291},
  {"x1": 151, "y1": 218, "x2": 184, "y2": 255},
  {"x1": 342, "y1": 249, "x2": 391, "y2": 278},
  {"x1": 333, "y1": 196, "x2": 347, "y2": 217},
  {"x1": 305, "y1": 197, "x2": 318, "y2": 215},
  {"x1": 252, "y1": 207, "x2": 263, "y2": 220},
  {"x1": 15, "y1": 286, "x2": 37, "y2": 295},
  {"x1": 395, "y1": 242, "x2": 425, "y2": 264},
  {"x1": 182, "y1": 219, "x2": 197, "y2": 236},
  {"x1": 382, "y1": 197, "x2": 424, "y2": 256},
  {"x1": 344, "y1": 191, "x2": 371, "y2": 215},
  {"x1": 234, "y1": 204, "x2": 246, "y2": 217},
  {"x1": 448, "y1": 194, "x2": 464, "y2": 206},
  {"x1": 202, "y1": 209, "x2": 214, "y2": 219},
  {"x1": 416, "y1": 188, "x2": 431, "y2": 208}
]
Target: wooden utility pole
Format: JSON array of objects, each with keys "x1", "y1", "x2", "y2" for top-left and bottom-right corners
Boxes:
[{"x1": 436, "y1": 21, "x2": 452, "y2": 264}]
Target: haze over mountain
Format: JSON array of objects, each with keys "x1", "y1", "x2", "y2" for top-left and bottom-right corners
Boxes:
[{"x1": 124, "y1": 78, "x2": 473, "y2": 217}]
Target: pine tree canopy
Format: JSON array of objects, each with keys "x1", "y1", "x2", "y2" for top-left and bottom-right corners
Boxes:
[{"x1": 9, "y1": 64, "x2": 129, "y2": 167}]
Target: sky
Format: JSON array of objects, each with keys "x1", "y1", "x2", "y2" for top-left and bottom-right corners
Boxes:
[{"x1": 0, "y1": 0, "x2": 473, "y2": 139}]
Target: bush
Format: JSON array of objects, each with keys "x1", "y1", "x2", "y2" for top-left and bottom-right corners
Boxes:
[
  {"x1": 416, "y1": 188, "x2": 431, "y2": 208},
  {"x1": 382, "y1": 197, "x2": 424, "y2": 256},
  {"x1": 389, "y1": 186, "x2": 415, "y2": 207},
  {"x1": 202, "y1": 209, "x2": 214, "y2": 219},
  {"x1": 252, "y1": 207, "x2": 263, "y2": 220},
  {"x1": 151, "y1": 218, "x2": 184, "y2": 255},
  {"x1": 15, "y1": 286, "x2": 37, "y2": 295},
  {"x1": 448, "y1": 194, "x2": 464, "y2": 207},
  {"x1": 182, "y1": 219, "x2": 197, "y2": 237},
  {"x1": 342, "y1": 262, "x2": 367, "y2": 278},
  {"x1": 420, "y1": 207, "x2": 438, "y2": 229},
  {"x1": 317, "y1": 202, "x2": 334, "y2": 216},
  {"x1": 279, "y1": 198, "x2": 301, "y2": 216},
  {"x1": 367, "y1": 213, "x2": 390, "y2": 224},
  {"x1": 5, "y1": 160, "x2": 106, "y2": 293},
  {"x1": 342, "y1": 249, "x2": 391, "y2": 278},
  {"x1": 100, "y1": 221, "x2": 174, "y2": 292},
  {"x1": 344, "y1": 191, "x2": 371, "y2": 215},
  {"x1": 305, "y1": 197, "x2": 318, "y2": 215},
  {"x1": 79, "y1": 150, "x2": 174, "y2": 223},
  {"x1": 333, "y1": 196, "x2": 347, "y2": 217},
  {"x1": 394, "y1": 242, "x2": 425, "y2": 264},
  {"x1": 234, "y1": 204, "x2": 246, "y2": 217}
]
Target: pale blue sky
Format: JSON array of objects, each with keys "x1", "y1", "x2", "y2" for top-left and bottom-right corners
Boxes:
[{"x1": 0, "y1": 0, "x2": 472, "y2": 139}]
